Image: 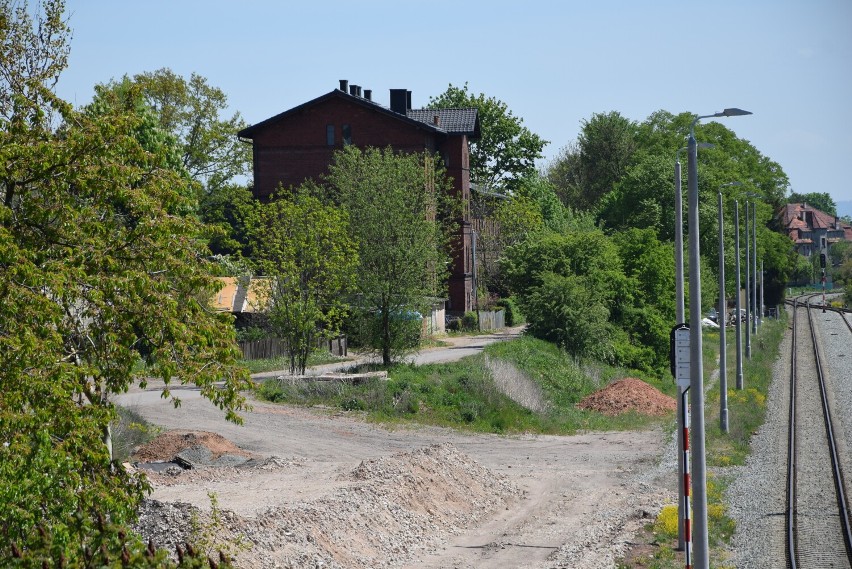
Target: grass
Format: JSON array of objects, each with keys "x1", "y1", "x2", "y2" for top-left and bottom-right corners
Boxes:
[{"x1": 257, "y1": 334, "x2": 670, "y2": 435}]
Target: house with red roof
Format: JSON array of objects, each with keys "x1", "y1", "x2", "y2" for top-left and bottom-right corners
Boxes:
[
  {"x1": 237, "y1": 80, "x2": 480, "y2": 313},
  {"x1": 779, "y1": 202, "x2": 852, "y2": 257}
]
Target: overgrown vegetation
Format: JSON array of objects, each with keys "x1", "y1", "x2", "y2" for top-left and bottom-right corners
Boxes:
[{"x1": 258, "y1": 335, "x2": 670, "y2": 434}]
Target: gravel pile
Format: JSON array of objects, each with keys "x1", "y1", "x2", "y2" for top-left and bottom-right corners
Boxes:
[
  {"x1": 135, "y1": 443, "x2": 521, "y2": 568},
  {"x1": 577, "y1": 377, "x2": 676, "y2": 416}
]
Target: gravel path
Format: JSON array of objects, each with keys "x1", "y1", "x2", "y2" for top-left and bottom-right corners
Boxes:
[{"x1": 726, "y1": 303, "x2": 852, "y2": 567}]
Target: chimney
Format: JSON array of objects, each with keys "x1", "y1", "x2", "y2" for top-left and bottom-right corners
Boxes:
[
  {"x1": 390, "y1": 88, "x2": 408, "y2": 114},
  {"x1": 349, "y1": 85, "x2": 358, "y2": 96},
  {"x1": 339, "y1": 79, "x2": 348, "y2": 92},
  {"x1": 433, "y1": 114, "x2": 440, "y2": 125},
  {"x1": 364, "y1": 89, "x2": 372, "y2": 101},
  {"x1": 356, "y1": 85, "x2": 362, "y2": 97}
]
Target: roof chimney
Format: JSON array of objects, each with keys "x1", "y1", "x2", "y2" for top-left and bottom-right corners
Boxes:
[
  {"x1": 339, "y1": 79, "x2": 348, "y2": 92},
  {"x1": 349, "y1": 85, "x2": 357, "y2": 96},
  {"x1": 406, "y1": 90, "x2": 412, "y2": 110},
  {"x1": 390, "y1": 88, "x2": 408, "y2": 114},
  {"x1": 433, "y1": 114, "x2": 440, "y2": 125},
  {"x1": 364, "y1": 89, "x2": 372, "y2": 101}
]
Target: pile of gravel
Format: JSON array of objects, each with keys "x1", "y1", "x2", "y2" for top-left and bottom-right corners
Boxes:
[{"x1": 135, "y1": 443, "x2": 521, "y2": 568}]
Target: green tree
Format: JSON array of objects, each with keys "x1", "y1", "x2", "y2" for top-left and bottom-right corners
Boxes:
[
  {"x1": 547, "y1": 111, "x2": 637, "y2": 211},
  {"x1": 788, "y1": 191, "x2": 837, "y2": 216},
  {"x1": 325, "y1": 147, "x2": 454, "y2": 365},
  {"x1": 246, "y1": 186, "x2": 357, "y2": 375},
  {"x1": 199, "y1": 183, "x2": 256, "y2": 257},
  {"x1": 0, "y1": 1, "x2": 250, "y2": 562},
  {"x1": 428, "y1": 82, "x2": 547, "y2": 193},
  {"x1": 97, "y1": 68, "x2": 251, "y2": 193}
]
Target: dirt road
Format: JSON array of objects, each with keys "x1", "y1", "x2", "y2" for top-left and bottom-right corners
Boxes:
[{"x1": 117, "y1": 335, "x2": 673, "y2": 568}]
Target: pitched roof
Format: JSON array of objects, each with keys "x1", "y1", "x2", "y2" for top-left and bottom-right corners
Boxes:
[
  {"x1": 238, "y1": 89, "x2": 479, "y2": 139},
  {"x1": 406, "y1": 108, "x2": 480, "y2": 137},
  {"x1": 779, "y1": 202, "x2": 845, "y2": 231}
]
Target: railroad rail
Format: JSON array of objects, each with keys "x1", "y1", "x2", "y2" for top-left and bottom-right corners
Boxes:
[{"x1": 785, "y1": 294, "x2": 852, "y2": 567}]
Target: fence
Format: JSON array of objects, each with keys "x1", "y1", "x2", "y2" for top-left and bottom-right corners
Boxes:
[
  {"x1": 477, "y1": 309, "x2": 505, "y2": 331},
  {"x1": 238, "y1": 335, "x2": 347, "y2": 360}
]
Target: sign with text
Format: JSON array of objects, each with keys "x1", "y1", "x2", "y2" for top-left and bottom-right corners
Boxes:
[{"x1": 669, "y1": 324, "x2": 691, "y2": 389}]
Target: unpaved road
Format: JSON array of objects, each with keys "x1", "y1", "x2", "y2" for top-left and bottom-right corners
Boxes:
[{"x1": 117, "y1": 334, "x2": 673, "y2": 568}]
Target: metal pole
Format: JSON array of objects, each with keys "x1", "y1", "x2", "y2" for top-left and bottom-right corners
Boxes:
[
  {"x1": 752, "y1": 205, "x2": 758, "y2": 334},
  {"x1": 734, "y1": 201, "x2": 744, "y2": 390},
  {"x1": 718, "y1": 192, "x2": 728, "y2": 432},
  {"x1": 745, "y1": 201, "x2": 751, "y2": 359},
  {"x1": 687, "y1": 128, "x2": 709, "y2": 569},
  {"x1": 674, "y1": 155, "x2": 687, "y2": 552},
  {"x1": 760, "y1": 259, "x2": 764, "y2": 326}
]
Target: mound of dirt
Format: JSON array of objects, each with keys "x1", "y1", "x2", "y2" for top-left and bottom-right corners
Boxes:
[
  {"x1": 577, "y1": 377, "x2": 676, "y2": 417},
  {"x1": 135, "y1": 443, "x2": 521, "y2": 569},
  {"x1": 132, "y1": 430, "x2": 253, "y2": 463}
]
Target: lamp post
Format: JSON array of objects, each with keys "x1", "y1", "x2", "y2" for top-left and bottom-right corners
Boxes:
[
  {"x1": 734, "y1": 201, "x2": 744, "y2": 390},
  {"x1": 744, "y1": 201, "x2": 751, "y2": 359},
  {"x1": 752, "y1": 203, "x2": 759, "y2": 333},
  {"x1": 718, "y1": 182, "x2": 740, "y2": 433},
  {"x1": 674, "y1": 141, "x2": 712, "y2": 551},
  {"x1": 687, "y1": 107, "x2": 752, "y2": 569}
]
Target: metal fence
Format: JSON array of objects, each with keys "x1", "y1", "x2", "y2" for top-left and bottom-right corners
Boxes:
[{"x1": 477, "y1": 309, "x2": 505, "y2": 331}]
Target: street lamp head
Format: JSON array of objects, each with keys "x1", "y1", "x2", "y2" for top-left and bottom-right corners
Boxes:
[{"x1": 720, "y1": 108, "x2": 752, "y2": 117}]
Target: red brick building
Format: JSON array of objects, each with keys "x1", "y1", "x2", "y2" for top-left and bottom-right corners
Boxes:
[{"x1": 238, "y1": 80, "x2": 480, "y2": 313}]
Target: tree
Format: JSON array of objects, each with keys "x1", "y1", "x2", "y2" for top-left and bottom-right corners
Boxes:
[
  {"x1": 428, "y1": 83, "x2": 547, "y2": 193},
  {"x1": 246, "y1": 185, "x2": 357, "y2": 375},
  {"x1": 1, "y1": 1, "x2": 250, "y2": 562},
  {"x1": 547, "y1": 112, "x2": 637, "y2": 212},
  {"x1": 324, "y1": 147, "x2": 454, "y2": 365},
  {"x1": 199, "y1": 183, "x2": 256, "y2": 257},
  {"x1": 788, "y1": 191, "x2": 837, "y2": 216},
  {"x1": 97, "y1": 68, "x2": 251, "y2": 193}
]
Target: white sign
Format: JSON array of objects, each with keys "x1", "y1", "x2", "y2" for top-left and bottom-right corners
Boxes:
[{"x1": 674, "y1": 328, "x2": 691, "y2": 389}]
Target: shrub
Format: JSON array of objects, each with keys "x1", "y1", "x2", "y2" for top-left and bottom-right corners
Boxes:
[
  {"x1": 461, "y1": 311, "x2": 478, "y2": 331},
  {"x1": 654, "y1": 504, "x2": 679, "y2": 539},
  {"x1": 495, "y1": 297, "x2": 520, "y2": 326}
]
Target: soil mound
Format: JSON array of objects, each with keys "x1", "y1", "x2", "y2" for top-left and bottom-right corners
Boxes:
[
  {"x1": 132, "y1": 430, "x2": 253, "y2": 463},
  {"x1": 577, "y1": 378, "x2": 675, "y2": 416}
]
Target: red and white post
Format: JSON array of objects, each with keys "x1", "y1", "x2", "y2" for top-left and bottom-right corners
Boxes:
[{"x1": 682, "y1": 392, "x2": 692, "y2": 569}]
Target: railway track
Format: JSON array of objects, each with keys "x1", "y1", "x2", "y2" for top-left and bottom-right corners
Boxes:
[{"x1": 786, "y1": 295, "x2": 852, "y2": 567}]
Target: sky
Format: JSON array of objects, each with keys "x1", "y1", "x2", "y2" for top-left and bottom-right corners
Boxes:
[{"x1": 57, "y1": 0, "x2": 852, "y2": 210}]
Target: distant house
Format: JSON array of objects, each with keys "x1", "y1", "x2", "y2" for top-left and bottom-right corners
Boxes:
[
  {"x1": 779, "y1": 202, "x2": 852, "y2": 257},
  {"x1": 237, "y1": 80, "x2": 481, "y2": 313}
]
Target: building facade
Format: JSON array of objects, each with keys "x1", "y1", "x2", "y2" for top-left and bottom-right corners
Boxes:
[{"x1": 238, "y1": 80, "x2": 480, "y2": 313}]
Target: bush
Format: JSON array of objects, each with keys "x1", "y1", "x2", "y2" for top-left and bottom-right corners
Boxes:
[
  {"x1": 495, "y1": 297, "x2": 521, "y2": 326},
  {"x1": 461, "y1": 311, "x2": 478, "y2": 331}
]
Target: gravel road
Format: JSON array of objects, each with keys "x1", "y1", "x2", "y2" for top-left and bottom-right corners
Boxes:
[{"x1": 117, "y1": 329, "x2": 676, "y2": 568}]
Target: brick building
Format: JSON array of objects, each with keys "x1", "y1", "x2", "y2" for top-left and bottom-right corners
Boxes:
[{"x1": 237, "y1": 80, "x2": 480, "y2": 313}]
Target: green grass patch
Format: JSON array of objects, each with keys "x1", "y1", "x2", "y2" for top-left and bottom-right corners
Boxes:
[{"x1": 258, "y1": 334, "x2": 671, "y2": 434}]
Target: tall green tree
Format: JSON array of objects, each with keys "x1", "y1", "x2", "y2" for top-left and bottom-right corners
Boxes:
[
  {"x1": 325, "y1": 147, "x2": 454, "y2": 365},
  {"x1": 246, "y1": 185, "x2": 357, "y2": 375},
  {"x1": 428, "y1": 83, "x2": 547, "y2": 193},
  {"x1": 97, "y1": 68, "x2": 251, "y2": 193},
  {"x1": 0, "y1": 1, "x2": 250, "y2": 562},
  {"x1": 547, "y1": 111, "x2": 637, "y2": 211}
]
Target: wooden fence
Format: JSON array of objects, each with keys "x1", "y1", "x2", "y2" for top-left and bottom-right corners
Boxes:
[{"x1": 238, "y1": 335, "x2": 347, "y2": 360}]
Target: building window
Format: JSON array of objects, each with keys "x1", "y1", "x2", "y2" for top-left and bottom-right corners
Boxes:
[
  {"x1": 326, "y1": 125, "x2": 335, "y2": 146},
  {"x1": 342, "y1": 124, "x2": 352, "y2": 146}
]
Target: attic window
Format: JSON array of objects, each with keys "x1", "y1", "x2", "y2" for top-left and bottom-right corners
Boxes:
[
  {"x1": 342, "y1": 124, "x2": 352, "y2": 146},
  {"x1": 326, "y1": 125, "x2": 335, "y2": 146}
]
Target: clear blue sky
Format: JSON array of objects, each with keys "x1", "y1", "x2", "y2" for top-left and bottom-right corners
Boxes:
[{"x1": 58, "y1": 0, "x2": 852, "y2": 208}]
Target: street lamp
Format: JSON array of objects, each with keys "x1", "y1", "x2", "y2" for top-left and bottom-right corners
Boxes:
[
  {"x1": 752, "y1": 203, "x2": 759, "y2": 332},
  {"x1": 687, "y1": 107, "x2": 751, "y2": 569},
  {"x1": 718, "y1": 182, "x2": 741, "y2": 434},
  {"x1": 735, "y1": 201, "x2": 744, "y2": 390},
  {"x1": 674, "y1": 141, "x2": 713, "y2": 552},
  {"x1": 745, "y1": 200, "x2": 752, "y2": 359}
]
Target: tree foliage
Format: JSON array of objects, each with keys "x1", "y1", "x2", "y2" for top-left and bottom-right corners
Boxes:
[
  {"x1": 246, "y1": 185, "x2": 357, "y2": 375},
  {"x1": 428, "y1": 83, "x2": 547, "y2": 193},
  {"x1": 96, "y1": 68, "x2": 251, "y2": 193},
  {"x1": 1, "y1": 1, "x2": 250, "y2": 562},
  {"x1": 324, "y1": 147, "x2": 454, "y2": 365}
]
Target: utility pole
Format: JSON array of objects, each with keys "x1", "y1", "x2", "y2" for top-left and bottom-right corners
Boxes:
[{"x1": 734, "y1": 201, "x2": 744, "y2": 390}]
